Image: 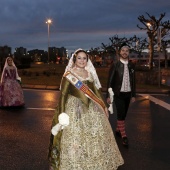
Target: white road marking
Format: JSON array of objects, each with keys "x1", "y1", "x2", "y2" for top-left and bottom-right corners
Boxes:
[{"x1": 139, "y1": 94, "x2": 170, "y2": 111}]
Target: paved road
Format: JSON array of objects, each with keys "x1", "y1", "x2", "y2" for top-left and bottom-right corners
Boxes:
[
  {"x1": 111, "y1": 93, "x2": 170, "y2": 170},
  {"x1": 0, "y1": 90, "x2": 170, "y2": 170},
  {"x1": 0, "y1": 89, "x2": 59, "y2": 170}
]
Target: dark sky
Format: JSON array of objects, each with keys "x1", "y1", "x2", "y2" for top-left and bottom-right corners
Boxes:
[{"x1": 1, "y1": 0, "x2": 170, "y2": 54}]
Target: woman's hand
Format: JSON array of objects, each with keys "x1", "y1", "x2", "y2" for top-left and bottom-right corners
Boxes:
[{"x1": 105, "y1": 107, "x2": 109, "y2": 118}]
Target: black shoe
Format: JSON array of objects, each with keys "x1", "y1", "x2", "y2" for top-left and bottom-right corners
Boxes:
[
  {"x1": 115, "y1": 130, "x2": 121, "y2": 137},
  {"x1": 122, "y1": 137, "x2": 129, "y2": 146}
]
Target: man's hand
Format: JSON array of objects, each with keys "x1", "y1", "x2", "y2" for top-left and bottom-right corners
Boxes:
[
  {"x1": 107, "y1": 97, "x2": 111, "y2": 104},
  {"x1": 131, "y1": 97, "x2": 135, "y2": 103}
]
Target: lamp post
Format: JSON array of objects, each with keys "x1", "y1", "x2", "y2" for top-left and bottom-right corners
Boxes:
[
  {"x1": 146, "y1": 22, "x2": 152, "y2": 69},
  {"x1": 147, "y1": 22, "x2": 151, "y2": 28},
  {"x1": 46, "y1": 19, "x2": 52, "y2": 63},
  {"x1": 157, "y1": 27, "x2": 162, "y2": 87},
  {"x1": 147, "y1": 22, "x2": 161, "y2": 87}
]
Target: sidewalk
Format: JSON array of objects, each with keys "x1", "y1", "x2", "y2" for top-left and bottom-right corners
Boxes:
[
  {"x1": 22, "y1": 84, "x2": 170, "y2": 94},
  {"x1": 135, "y1": 88, "x2": 170, "y2": 94},
  {"x1": 22, "y1": 84, "x2": 60, "y2": 90}
]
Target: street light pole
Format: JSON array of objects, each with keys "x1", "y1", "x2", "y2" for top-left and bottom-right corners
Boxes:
[
  {"x1": 157, "y1": 27, "x2": 161, "y2": 88},
  {"x1": 147, "y1": 22, "x2": 152, "y2": 69},
  {"x1": 46, "y1": 19, "x2": 52, "y2": 63},
  {"x1": 147, "y1": 22, "x2": 162, "y2": 87}
]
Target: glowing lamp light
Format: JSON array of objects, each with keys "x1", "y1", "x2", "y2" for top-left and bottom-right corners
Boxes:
[{"x1": 145, "y1": 96, "x2": 149, "y2": 99}]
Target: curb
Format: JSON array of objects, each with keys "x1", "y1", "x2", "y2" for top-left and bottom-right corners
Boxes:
[
  {"x1": 22, "y1": 84, "x2": 60, "y2": 90},
  {"x1": 101, "y1": 87, "x2": 170, "y2": 94},
  {"x1": 136, "y1": 89, "x2": 170, "y2": 94}
]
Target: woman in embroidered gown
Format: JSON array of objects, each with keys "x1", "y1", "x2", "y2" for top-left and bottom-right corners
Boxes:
[
  {"x1": 0, "y1": 57, "x2": 24, "y2": 107},
  {"x1": 48, "y1": 49, "x2": 124, "y2": 170}
]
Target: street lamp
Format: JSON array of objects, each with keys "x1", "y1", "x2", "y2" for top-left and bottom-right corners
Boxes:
[
  {"x1": 157, "y1": 26, "x2": 162, "y2": 87},
  {"x1": 147, "y1": 22, "x2": 152, "y2": 28},
  {"x1": 147, "y1": 22, "x2": 161, "y2": 87},
  {"x1": 46, "y1": 19, "x2": 52, "y2": 63}
]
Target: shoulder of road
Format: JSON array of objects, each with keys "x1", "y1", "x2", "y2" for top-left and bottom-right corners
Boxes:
[{"x1": 22, "y1": 84, "x2": 170, "y2": 94}]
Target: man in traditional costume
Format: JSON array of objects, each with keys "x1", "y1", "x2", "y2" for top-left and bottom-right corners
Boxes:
[{"x1": 107, "y1": 43, "x2": 136, "y2": 146}]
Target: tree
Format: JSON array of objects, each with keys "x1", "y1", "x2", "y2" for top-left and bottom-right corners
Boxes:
[
  {"x1": 102, "y1": 35, "x2": 136, "y2": 62},
  {"x1": 101, "y1": 43, "x2": 115, "y2": 56},
  {"x1": 131, "y1": 35, "x2": 148, "y2": 59},
  {"x1": 88, "y1": 47, "x2": 100, "y2": 63},
  {"x1": 137, "y1": 12, "x2": 170, "y2": 69},
  {"x1": 159, "y1": 25, "x2": 170, "y2": 68},
  {"x1": 161, "y1": 39, "x2": 170, "y2": 68},
  {"x1": 108, "y1": 35, "x2": 127, "y2": 61}
]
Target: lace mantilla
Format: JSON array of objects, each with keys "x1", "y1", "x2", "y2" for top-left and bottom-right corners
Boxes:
[
  {"x1": 70, "y1": 69, "x2": 93, "y2": 82},
  {"x1": 63, "y1": 49, "x2": 102, "y2": 89}
]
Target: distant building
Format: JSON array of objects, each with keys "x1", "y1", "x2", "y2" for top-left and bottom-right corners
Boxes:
[
  {"x1": 14, "y1": 47, "x2": 27, "y2": 60},
  {"x1": 27, "y1": 47, "x2": 67, "y2": 63},
  {"x1": 0, "y1": 45, "x2": 12, "y2": 58},
  {"x1": 49, "y1": 47, "x2": 58, "y2": 62},
  {"x1": 129, "y1": 51, "x2": 170, "y2": 61},
  {"x1": 0, "y1": 45, "x2": 12, "y2": 70},
  {"x1": 49, "y1": 47, "x2": 67, "y2": 63},
  {"x1": 129, "y1": 51, "x2": 170, "y2": 67},
  {"x1": 27, "y1": 49, "x2": 45, "y2": 62}
]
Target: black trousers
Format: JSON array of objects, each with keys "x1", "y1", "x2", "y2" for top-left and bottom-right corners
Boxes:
[{"x1": 114, "y1": 92, "x2": 131, "y2": 120}]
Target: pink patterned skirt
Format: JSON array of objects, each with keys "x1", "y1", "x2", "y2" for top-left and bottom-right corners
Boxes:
[{"x1": 0, "y1": 79, "x2": 24, "y2": 107}]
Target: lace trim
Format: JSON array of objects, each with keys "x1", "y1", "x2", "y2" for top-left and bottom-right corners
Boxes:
[{"x1": 70, "y1": 70, "x2": 93, "y2": 82}]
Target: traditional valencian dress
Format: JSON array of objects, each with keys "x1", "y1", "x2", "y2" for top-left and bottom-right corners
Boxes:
[
  {"x1": 48, "y1": 70, "x2": 124, "y2": 170},
  {"x1": 0, "y1": 60, "x2": 24, "y2": 107}
]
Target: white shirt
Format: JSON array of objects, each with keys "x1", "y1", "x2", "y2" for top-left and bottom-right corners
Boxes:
[{"x1": 120, "y1": 59, "x2": 131, "y2": 92}]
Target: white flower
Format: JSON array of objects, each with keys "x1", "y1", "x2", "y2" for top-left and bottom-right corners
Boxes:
[
  {"x1": 51, "y1": 112, "x2": 69, "y2": 136},
  {"x1": 59, "y1": 112, "x2": 69, "y2": 127}
]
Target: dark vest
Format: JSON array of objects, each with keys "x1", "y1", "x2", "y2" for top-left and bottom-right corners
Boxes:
[{"x1": 107, "y1": 61, "x2": 136, "y2": 97}]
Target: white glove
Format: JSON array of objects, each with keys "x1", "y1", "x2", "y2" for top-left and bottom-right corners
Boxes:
[
  {"x1": 16, "y1": 77, "x2": 21, "y2": 82},
  {"x1": 108, "y1": 104, "x2": 113, "y2": 114},
  {"x1": 108, "y1": 88, "x2": 114, "y2": 114},
  {"x1": 51, "y1": 112, "x2": 69, "y2": 136},
  {"x1": 51, "y1": 124, "x2": 62, "y2": 136}
]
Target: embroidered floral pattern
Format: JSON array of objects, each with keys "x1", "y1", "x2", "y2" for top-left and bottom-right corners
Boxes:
[
  {"x1": 0, "y1": 68, "x2": 24, "y2": 106},
  {"x1": 50, "y1": 95, "x2": 124, "y2": 170}
]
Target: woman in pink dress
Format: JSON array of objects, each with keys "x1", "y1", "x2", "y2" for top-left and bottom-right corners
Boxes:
[{"x1": 0, "y1": 57, "x2": 24, "y2": 107}]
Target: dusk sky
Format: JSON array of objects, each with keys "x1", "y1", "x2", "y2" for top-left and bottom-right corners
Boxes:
[{"x1": 1, "y1": 0, "x2": 170, "y2": 54}]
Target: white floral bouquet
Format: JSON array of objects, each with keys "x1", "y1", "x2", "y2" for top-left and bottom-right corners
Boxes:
[{"x1": 51, "y1": 112, "x2": 69, "y2": 136}]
